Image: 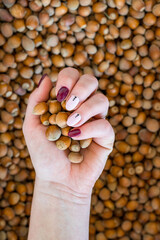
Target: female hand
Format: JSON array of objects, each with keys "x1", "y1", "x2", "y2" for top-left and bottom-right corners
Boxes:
[{"x1": 23, "y1": 67, "x2": 115, "y2": 202}]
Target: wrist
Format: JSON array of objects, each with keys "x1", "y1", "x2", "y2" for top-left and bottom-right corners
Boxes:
[
  {"x1": 35, "y1": 176, "x2": 92, "y2": 205},
  {"x1": 28, "y1": 177, "x2": 91, "y2": 240}
]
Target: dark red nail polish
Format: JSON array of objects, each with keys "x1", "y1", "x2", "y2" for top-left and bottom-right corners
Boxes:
[
  {"x1": 68, "y1": 129, "x2": 81, "y2": 138},
  {"x1": 57, "y1": 86, "x2": 69, "y2": 102},
  {"x1": 38, "y1": 74, "x2": 48, "y2": 87}
]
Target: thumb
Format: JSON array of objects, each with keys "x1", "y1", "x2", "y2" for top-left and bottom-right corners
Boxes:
[{"x1": 23, "y1": 74, "x2": 53, "y2": 129}]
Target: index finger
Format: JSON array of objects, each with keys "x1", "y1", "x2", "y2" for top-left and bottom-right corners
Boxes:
[{"x1": 56, "y1": 67, "x2": 80, "y2": 102}]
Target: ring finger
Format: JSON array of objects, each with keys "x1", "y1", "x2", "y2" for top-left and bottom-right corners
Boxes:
[{"x1": 67, "y1": 93, "x2": 109, "y2": 127}]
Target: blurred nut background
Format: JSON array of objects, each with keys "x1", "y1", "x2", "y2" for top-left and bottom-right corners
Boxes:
[{"x1": 0, "y1": 0, "x2": 160, "y2": 239}]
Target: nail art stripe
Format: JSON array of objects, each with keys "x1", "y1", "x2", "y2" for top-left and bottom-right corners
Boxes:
[
  {"x1": 75, "y1": 113, "x2": 80, "y2": 118},
  {"x1": 66, "y1": 95, "x2": 80, "y2": 110},
  {"x1": 67, "y1": 113, "x2": 81, "y2": 126},
  {"x1": 73, "y1": 96, "x2": 77, "y2": 101}
]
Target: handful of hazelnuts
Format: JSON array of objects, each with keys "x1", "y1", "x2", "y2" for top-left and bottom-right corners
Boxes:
[{"x1": 33, "y1": 87, "x2": 92, "y2": 163}]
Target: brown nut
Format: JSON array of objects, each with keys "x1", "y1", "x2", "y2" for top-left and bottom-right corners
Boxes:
[
  {"x1": 46, "y1": 125, "x2": 61, "y2": 141},
  {"x1": 33, "y1": 102, "x2": 48, "y2": 115},
  {"x1": 48, "y1": 100, "x2": 61, "y2": 114},
  {"x1": 68, "y1": 152, "x2": 84, "y2": 163},
  {"x1": 8, "y1": 192, "x2": 20, "y2": 205},
  {"x1": 49, "y1": 114, "x2": 57, "y2": 125},
  {"x1": 56, "y1": 112, "x2": 68, "y2": 128},
  {"x1": 69, "y1": 140, "x2": 81, "y2": 152},
  {"x1": 40, "y1": 112, "x2": 50, "y2": 126},
  {"x1": 56, "y1": 136, "x2": 71, "y2": 150},
  {"x1": 9, "y1": 4, "x2": 26, "y2": 19},
  {"x1": 50, "y1": 87, "x2": 56, "y2": 99},
  {"x1": 80, "y1": 138, "x2": 92, "y2": 148},
  {"x1": 61, "y1": 126, "x2": 71, "y2": 136},
  {"x1": 61, "y1": 100, "x2": 67, "y2": 110}
]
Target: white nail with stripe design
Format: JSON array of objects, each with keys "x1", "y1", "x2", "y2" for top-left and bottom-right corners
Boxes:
[
  {"x1": 67, "y1": 113, "x2": 81, "y2": 126},
  {"x1": 66, "y1": 95, "x2": 79, "y2": 111}
]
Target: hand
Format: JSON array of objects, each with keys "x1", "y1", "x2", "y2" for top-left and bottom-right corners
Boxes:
[{"x1": 23, "y1": 67, "x2": 115, "y2": 201}]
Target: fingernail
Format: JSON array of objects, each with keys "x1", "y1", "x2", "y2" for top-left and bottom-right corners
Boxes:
[
  {"x1": 67, "y1": 113, "x2": 81, "y2": 126},
  {"x1": 57, "y1": 86, "x2": 69, "y2": 102},
  {"x1": 68, "y1": 129, "x2": 81, "y2": 137},
  {"x1": 38, "y1": 74, "x2": 48, "y2": 87},
  {"x1": 66, "y1": 95, "x2": 79, "y2": 111}
]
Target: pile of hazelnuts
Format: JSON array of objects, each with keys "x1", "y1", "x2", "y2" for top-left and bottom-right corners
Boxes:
[{"x1": 33, "y1": 86, "x2": 92, "y2": 163}]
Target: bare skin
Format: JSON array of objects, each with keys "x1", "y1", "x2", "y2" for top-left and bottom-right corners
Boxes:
[{"x1": 23, "y1": 67, "x2": 115, "y2": 240}]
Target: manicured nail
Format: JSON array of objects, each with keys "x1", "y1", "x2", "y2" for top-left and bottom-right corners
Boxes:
[
  {"x1": 68, "y1": 129, "x2": 81, "y2": 138},
  {"x1": 67, "y1": 113, "x2": 81, "y2": 126},
  {"x1": 57, "y1": 86, "x2": 69, "y2": 102},
  {"x1": 38, "y1": 74, "x2": 48, "y2": 87},
  {"x1": 66, "y1": 95, "x2": 79, "y2": 111}
]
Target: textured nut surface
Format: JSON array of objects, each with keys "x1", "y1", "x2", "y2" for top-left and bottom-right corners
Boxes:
[
  {"x1": 33, "y1": 102, "x2": 48, "y2": 115},
  {"x1": 68, "y1": 152, "x2": 84, "y2": 163},
  {"x1": 56, "y1": 136, "x2": 71, "y2": 150},
  {"x1": 46, "y1": 125, "x2": 61, "y2": 141}
]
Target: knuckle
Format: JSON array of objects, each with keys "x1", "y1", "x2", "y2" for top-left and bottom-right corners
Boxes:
[
  {"x1": 22, "y1": 121, "x2": 27, "y2": 135},
  {"x1": 68, "y1": 67, "x2": 80, "y2": 75},
  {"x1": 82, "y1": 103, "x2": 90, "y2": 114},
  {"x1": 58, "y1": 67, "x2": 79, "y2": 79},
  {"x1": 74, "y1": 84, "x2": 85, "y2": 93},
  {"x1": 101, "y1": 119, "x2": 108, "y2": 128},
  {"x1": 110, "y1": 126, "x2": 115, "y2": 142},
  {"x1": 96, "y1": 93, "x2": 109, "y2": 107},
  {"x1": 58, "y1": 68, "x2": 68, "y2": 76},
  {"x1": 108, "y1": 123, "x2": 115, "y2": 141},
  {"x1": 82, "y1": 74, "x2": 98, "y2": 87},
  {"x1": 102, "y1": 119, "x2": 115, "y2": 141},
  {"x1": 79, "y1": 103, "x2": 91, "y2": 119}
]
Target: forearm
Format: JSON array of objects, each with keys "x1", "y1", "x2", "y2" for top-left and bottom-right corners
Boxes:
[{"x1": 28, "y1": 177, "x2": 91, "y2": 240}]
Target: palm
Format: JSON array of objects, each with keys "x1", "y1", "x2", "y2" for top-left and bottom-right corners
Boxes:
[{"x1": 26, "y1": 125, "x2": 108, "y2": 195}]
